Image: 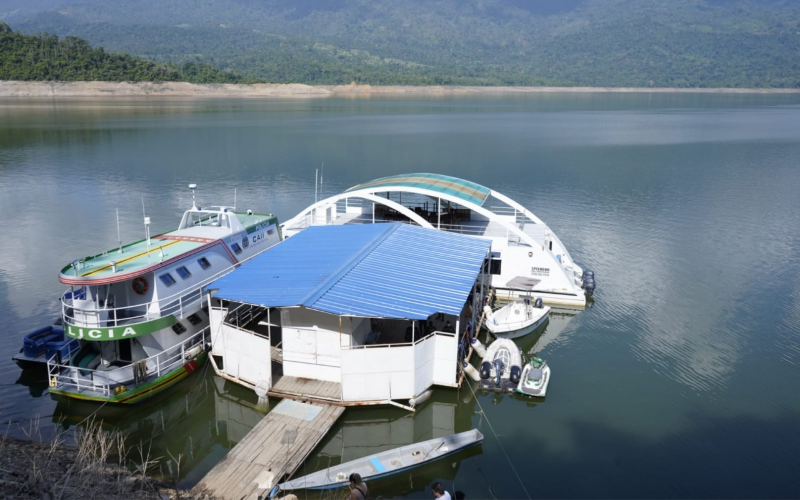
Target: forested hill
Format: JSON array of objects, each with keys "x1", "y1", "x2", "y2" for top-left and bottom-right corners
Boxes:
[
  {"x1": 2, "y1": 0, "x2": 800, "y2": 87},
  {"x1": 0, "y1": 23, "x2": 257, "y2": 83}
]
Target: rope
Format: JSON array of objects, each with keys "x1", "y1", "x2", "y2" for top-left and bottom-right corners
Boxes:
[{"x1": 466, "y1": 380, "x2": 531, "y2": 500}]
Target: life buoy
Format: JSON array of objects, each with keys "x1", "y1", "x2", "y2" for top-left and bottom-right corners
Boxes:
[{"x1": 132, "y1": 277, "x2": 149, "y2": 295}]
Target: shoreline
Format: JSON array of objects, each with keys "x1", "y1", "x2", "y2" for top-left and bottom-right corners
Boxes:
[{"x1": 1, "y1": 81, "x2": 799, "y2": 98}]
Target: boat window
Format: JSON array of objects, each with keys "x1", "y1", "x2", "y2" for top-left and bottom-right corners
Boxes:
[
  {"x1": 172, "y1": 322, "x2": 187, "y2": 334},
  {"x1": 176, "y1": 266, "x2": 191, "y2": 279},
  {"x1": 231, "y1": 242, "x2": 242, "y2": 254},
  {"x1": 197, "y1": 257, "x2": 211, "y2": 270},
  {"x1": 187, "y1": 313, "x2": 202, "y2": 326},
  {"x1": 159, "y1": 273, "x2": 176, "y2": 287}
]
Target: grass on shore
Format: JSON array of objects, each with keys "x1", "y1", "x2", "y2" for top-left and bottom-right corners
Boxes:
[{"x1": 0, "y1": 416, "x2": 195, "y2": 500}]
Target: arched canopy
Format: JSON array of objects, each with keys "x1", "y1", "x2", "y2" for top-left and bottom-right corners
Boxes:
[{"x1": 347, "y1": 173, "x2": 491, "y2": 207}]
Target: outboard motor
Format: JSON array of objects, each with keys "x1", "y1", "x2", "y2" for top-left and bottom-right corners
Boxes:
[
  {"x1": 583, "y1": 278, "x2": 596, "y2": 296},
  {"x1": 480, "y1": 361, "x2": 491, "y2": 379},
  {"x1": 582, "y1": 270, "x2": 595, "y2": 281},
  {"x1": 534, "y1": 297, "x2": 543, "y2": 309},
  {"x1": 493, "y1": 359, "x2": 505, "y2": 387},
  {"x1": 510, "y1": 365, "x2": 521, "y2": 384}
]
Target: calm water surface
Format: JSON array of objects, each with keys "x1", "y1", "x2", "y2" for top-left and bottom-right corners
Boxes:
[{"x1": 1, "y1": 93, "x2": 800, "y2": 498}]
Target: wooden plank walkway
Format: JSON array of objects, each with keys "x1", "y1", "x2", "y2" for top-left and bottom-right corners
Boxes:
[
  {"x1": 269, "y1": 375, "x2": 343, "y2": 403},
  {"x1": 194, "y1": 400, "x2": 345, "y2": 500}
]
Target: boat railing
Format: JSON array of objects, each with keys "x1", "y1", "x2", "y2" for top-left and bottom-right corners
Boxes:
[
  {"x1": 341, "y1": 330, "x2": 455, "y2": 350},
  {"x1": 61, "y1": 249, "x2": 271, "y2": 328},
  {"x1": 47, "y1": 327, "x2": 210, "y2": 397}
]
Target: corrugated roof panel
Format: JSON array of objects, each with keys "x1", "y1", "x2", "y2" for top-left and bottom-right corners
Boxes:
[
  {"x1": 209, "y1": 223, "x2": 491, "y2": 320},
  {"x1": 209, "y1": 224, "x2": 393, "y2": 307}
]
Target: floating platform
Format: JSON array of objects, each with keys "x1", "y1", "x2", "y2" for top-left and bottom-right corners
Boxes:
[{"x1": 194, "y1": 399, "x2": 344, "y2": 500}]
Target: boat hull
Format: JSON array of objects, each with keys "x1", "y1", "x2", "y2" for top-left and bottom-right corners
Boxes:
[
  {"x1": 49, "y1": 351, "x2": 207, "y2": 404},
  {"x1": 478, "y1": 338, "x2": 522, "y2": 393},
  {"x1": 486, "y1": 304, "x2": 550, "y2": 340},
  {"x1": 516, "y1": 362, "x2": 551, "y2": 398},
  {"x1": 274, "y1": 429, "x2": 484, "y2": 494}
]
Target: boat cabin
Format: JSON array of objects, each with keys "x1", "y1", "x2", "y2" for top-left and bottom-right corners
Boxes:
[
  {"x1": 281, "y1": 173, "x2": 590, "y2": 307},
  {"x1": 206, "y1": 223, "x2": 493, "y2": 407}
]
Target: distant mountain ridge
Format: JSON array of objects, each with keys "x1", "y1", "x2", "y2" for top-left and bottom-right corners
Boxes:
[{"x1": 2, "y1": 0, "x2": 799, "y2": 87}]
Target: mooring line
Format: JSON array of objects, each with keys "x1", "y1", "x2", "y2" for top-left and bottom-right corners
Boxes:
[{"x1": 467, "y1": 380, "x2": 531, "y2": 500}]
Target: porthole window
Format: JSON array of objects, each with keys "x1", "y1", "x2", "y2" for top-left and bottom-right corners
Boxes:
[
  {"x1": 187, "y1": 313, "x2": 202, "y2": 326},
  {"x1": 176, "y1": 266, "x2": 191, "y2": 279},
  {"x1": 231, "y1": 243, "x2": 242, "y2": 255},
  {"x1": 172, "y1": 322, "x2": 187, "y2": 334},
  {"x1": 197, "y1": 257, "x2": 211, "y2": 270},
  {"x1": 159, "y1": 273, "x2": 176, "y2": 287}
]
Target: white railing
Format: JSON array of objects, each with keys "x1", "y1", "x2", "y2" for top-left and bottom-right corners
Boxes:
[
  {"x1": 340, "y1": 330, "x2": 456, "y2": 350},
  {"x1": 47, "y1": 327, "x2": 210, "y2": 398},
  {"x1": 61, "y1": 246, "x2": 274, "y2": 328}
]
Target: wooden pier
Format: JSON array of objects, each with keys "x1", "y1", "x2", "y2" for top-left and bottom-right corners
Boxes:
[{"x1": 195, "y1": 399, "x2": 344, "y2": 500}]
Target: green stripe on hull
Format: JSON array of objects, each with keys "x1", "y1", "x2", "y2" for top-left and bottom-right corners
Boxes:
[
  {"x1": 65, "y1": 315, "x2": 177, "y2": 341},
  {"x1": 49, "y1": 352, "x2": 207, "y2": 404}
]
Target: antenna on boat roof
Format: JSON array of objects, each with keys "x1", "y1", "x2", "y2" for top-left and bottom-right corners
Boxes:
[
  {"x1": 233, "y1": 187, "x2": 237, "y2": 211},
  {"x1": 320, "y1": 161, "x2": 324, "y2": 189},
  {"x1": 116, "y1": 208, "x2": 122, "y2": 254},
  {"x1": 315, "y1": 168, "x2": 319, "y2": 204},
  {"x1": 189, "y1": 183, "x2": 198, "y2": 209},
  {"x1": 142, "y1": 197, "x2": 152, "y2": 264}
]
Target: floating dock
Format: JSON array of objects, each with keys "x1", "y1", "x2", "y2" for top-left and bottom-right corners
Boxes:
[{"x1": 195, "y1": 399, "x2": 344, "y2": 500}]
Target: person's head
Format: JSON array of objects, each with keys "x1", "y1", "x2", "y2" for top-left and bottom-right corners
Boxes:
[
  {"x1": 455, "y1": 491, "x2": 465, "y2": 500},
  {"x1": 349, "y1": 473, "x2": 362, "y2": 486},
  {"x1": 446, "y1": 321, "x2": 451, "y2": 327},
  {"x1": 431, "y1": 481, "x2": 445, "y2": 498}
]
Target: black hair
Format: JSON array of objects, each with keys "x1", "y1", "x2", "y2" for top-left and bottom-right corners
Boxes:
[
  {"x1": 349, "y1": 473, "x2": 362, "y2": 485},
  {"x1": 431, "y1": 482, "x2": 445, "y2": 495}
]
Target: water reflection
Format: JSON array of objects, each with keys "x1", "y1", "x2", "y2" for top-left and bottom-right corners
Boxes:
[{"x1": 3, "y1": 95, "x2": 800, "y2": 498}]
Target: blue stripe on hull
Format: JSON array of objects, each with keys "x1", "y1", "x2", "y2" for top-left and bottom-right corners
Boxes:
[{"x1": 302, "y1": 442, "x2": 482, "y2": 491}]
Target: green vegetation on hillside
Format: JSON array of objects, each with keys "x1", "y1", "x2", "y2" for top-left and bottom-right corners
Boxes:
[
  {"x1": 0, "y1": 22, "x2": 259, "y2": 83},
  {"x1": 2, "y1": 0, "x2": 800, "y2": 87}
]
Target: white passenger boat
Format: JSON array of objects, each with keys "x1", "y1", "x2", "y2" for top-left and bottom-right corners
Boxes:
[
  {"x1": 34, "y1": 185, "x2": 282, "y2": 404},
  {"x1": 478, "y1": 338, "x2": 522, "y2": 393},
  {"x1": 281, "y1": 173, "x2": 595, "y2": 307},
  {"x1": 268, "y1": 429, "x2": 484, "y2": 497},
  {"x1": 484, "y1": 297, "x2": 550, "y2": 339},
  {"x1": 516, "y1": 356, "x2": 551, "y2": 398}
]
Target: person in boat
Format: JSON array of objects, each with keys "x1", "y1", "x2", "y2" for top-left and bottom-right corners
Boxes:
[
  {"x1": 431, "y1": 481, "x2": 451, "y2": 500},
  {"x1": 349, "y1": 473, "x2": 368, "y2": 500},
  {"x1": 443, "y1": 321, "x2": 455, "y2": 333}
]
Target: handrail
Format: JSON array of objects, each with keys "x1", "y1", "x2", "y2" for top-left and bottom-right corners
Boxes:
[
  {"x1": 47, "y1": 327, "x2": 209, "y2": 397},
  {"x1": 221, "y1": 321, "x2": 269, "y2": 341},
  {"x1": 340, "y1": 330, "x2": 456, "y2": 350},
  {"x1": 61, "y1": 244, "x2": 274, "y2": 328}
]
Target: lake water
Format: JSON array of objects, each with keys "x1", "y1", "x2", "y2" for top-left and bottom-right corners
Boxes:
[{"x1": 1, "y1": 93, "x2": 799, "y2": 498}]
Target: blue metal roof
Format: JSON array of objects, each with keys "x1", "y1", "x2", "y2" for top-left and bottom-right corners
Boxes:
[
  {"x1": 346, "y1": 173, "x2": 491, "y2": 207},
  {"x1": 209, "y1": 223, "x2": 491, "y2": 320}
]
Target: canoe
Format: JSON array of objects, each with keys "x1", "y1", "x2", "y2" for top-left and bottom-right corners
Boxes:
[{"x1": 270, "y1": 429, "x2": 483, "y2": 496}]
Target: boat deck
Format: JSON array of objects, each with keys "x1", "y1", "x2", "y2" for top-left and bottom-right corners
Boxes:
[
  {"x1": 269, "y1": 375, "x2": 343, "y2": 403},
  {"x1": 194, "y1": 399, "x2": 344, "y2": 500},
  {"x1": 59, "y1": 212, "x2": 274, "y2": 281}
]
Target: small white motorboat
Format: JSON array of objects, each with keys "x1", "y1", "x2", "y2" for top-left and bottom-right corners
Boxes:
[
  {"x1": 516, "y1": 356, "x2": 551, "y2": 398},
  {"x1": 483, "y1": 297, "x2": 550, "y2": 339},
  {"x1": 479, "y1": 338, "x2": 522, "y2": 393}
]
